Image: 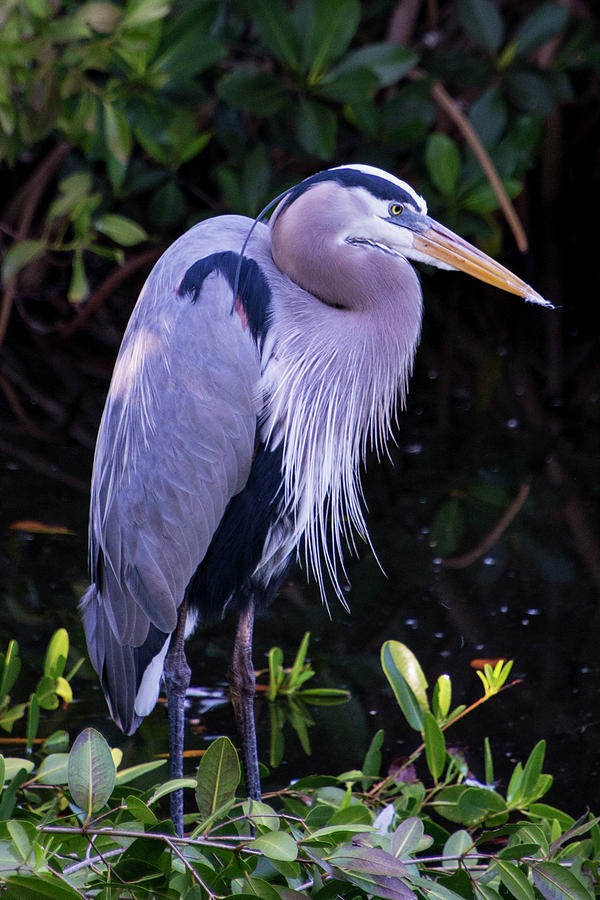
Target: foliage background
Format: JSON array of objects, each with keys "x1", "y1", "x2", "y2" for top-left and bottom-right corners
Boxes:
[{"x1": 0, "y1": 0, "x2": 599, "y2": 829}]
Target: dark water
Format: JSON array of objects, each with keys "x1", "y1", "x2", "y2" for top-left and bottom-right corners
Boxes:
[{"x1": 2, "y1": 311, "x2": 599, "y2": 819}]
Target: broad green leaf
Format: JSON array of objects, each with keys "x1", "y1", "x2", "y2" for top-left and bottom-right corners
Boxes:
[
  {"x1": 521, "y1": 740, "x2": 546, "y2": 800},
  {"x1": 432, "y1": 674, "x2": 451, "y2": 719},
  {"x1": 148, "y1": 776, "x2": 196, "y2": 804},
  {"x1": 218, "y1": 69, "x2": 288, "y2": 117},
  {"x1": 43, "y1": 629, "x2": 68, "y2": 678},
  {"x1": 95, "y1": 214, "x2": 148, "y2": 246},
  {"x1": 37, "y1": 753, "x2": 69, "y2": 785},
  {"x1": 121, "y1": 0, "x2": 169, "y2": 29},
  {"x1": 442, "y1": 830, "x2": 474, "y2": 869},
  {"x1": 391, "y1": 817, "x2": 425, "y2": 857},
  {"x1": 329, "y1": 846, "x2": 410, "y2": 878},
  {"x1": 514, "y1": 4, "x2": 568, "y2": 57},
  {"x1": 0, "y1": 704, "x2": 28, "y2": 733},
  {"x1": 126, "y1": 794, "x2": 158, "y2": 826},
  {"x1": 458, "y1": 0, "x2": 505, "y2": 53},
  {"x1": 297, "y1": 99, "x2": 337, "y2": 160},
  {"x1": 381, "y1": 641, "x2": 427, "y2": 730},
  {"x1": 116, "y1": 759, "x2": 167, "y2": 784},
  {"x1": 303, "y1": 0, "x2": 360, "y2": 79},
  {"x1": 2, "y1": 758, "x2": 35, "y2": 782},
  {"x1": 103, "y1": 102, "x2": 132, "y2": 190},
  {"x1": 317, "y1": 68, "x2": 379, "y2": 104},
  {"x1": 242, "y1": 0, "x2": 301, "y2": 71},
  {"x1": 425, "y1": 133, "x2": 461, "y2": 198},
  {"x1": 242, "y1": 799, "x2": 280, "y2": 829},
  {"x1": 330, "y1": 43, "x2": 418, "y2": 87},
  {"x1": 68, "y1": 727, "x2": 116, "y2": 816},
  {"x1": 1, "y1": 241, "x2": 46, "y2": 285},
  {"x1": 0, "y1": 756, "x2": 4, "y2": 788},
  {"x1": 1, "y1": 873, "x2": 87, "y2": 899},
  {"x1": 7, "y1": 820, "x2": 33, "y2": 863},
  {"x1": 475, "y1": 886, "x2": 504, "y2": 900},
  {"x1": 362, "y1": 729, "x2": 384, "y2": 783},
  {"x1": 430, "y1": 785, "x2": 469, "y2": 823},
  {"x1": 423, "y1": 710, "x2": 446, "y2": 781},
  {"x1": 249, "y1": 831, "x2": 298, "y2": 862},
  {"x1": 458, "y1": 787, "x2": 508, "y2": 826},
  {"x1": 195, "y1": 736, "x2": 240, "y2": 820},
  {"x1": 496, "y1": 859, "x2": 535, "y2": 900},
  {"x1": 469, "y1": 86, "x2": 507, "y2": 147},
  {"x1": 531, "y1": 862, "x2": 593, "y2": 900}
]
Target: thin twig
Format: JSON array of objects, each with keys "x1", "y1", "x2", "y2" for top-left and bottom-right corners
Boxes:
[
  {"x1": 407, "y1": 70, "x2": 529, "y2": 252},
  {"x1": 441, "y1": 483, "x2": 530, "y2": 568}
]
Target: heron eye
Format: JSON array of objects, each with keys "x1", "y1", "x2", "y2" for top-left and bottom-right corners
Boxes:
[{"x1": 389, "y1": 203, "x2": 404, "y2": 216}]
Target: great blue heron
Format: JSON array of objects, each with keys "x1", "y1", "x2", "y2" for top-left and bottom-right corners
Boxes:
[{"x1": 81, "y1": 164, "x2": 548, "y2": 834}]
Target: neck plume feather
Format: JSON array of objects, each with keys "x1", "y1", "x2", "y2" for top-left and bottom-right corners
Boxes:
[{"x1": 258, "y1": 278, "x2": 422, "y2": 606}]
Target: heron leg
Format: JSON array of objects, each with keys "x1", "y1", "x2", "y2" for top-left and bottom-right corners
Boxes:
[
  {"x1": 164, "y1": 598, "x2": 191, "y2": 836},
  {"x1": 229, "y1": 597, "x2": 261, "y2": 801}
]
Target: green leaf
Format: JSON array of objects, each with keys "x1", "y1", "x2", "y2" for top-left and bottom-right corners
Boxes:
[
  {"x1": 43, "y1": 629, "x2": 69, "y2": 678},
  {"x1": 242, "y1": 0, "x2": 301, "y2": 71},
  {"x1": 95, "y1": 214, "x2": 148, "y2": 246},
  {"x1": 303, "y1": 0, "x2": 361, "y2": 79},
  {"x1": 442, "y1": 830, "x2": 473, "y2": 869},
  {"x1": 121, "y1": 0, "x2": 170, "y2": 29},
  {"x1": 37, "y1": 753, "x2": 69, "y2": 785},
  {"x1": 484, "y1": 737, "x2": 494, "y2": 786},
  {"x1": 2, "y1": 758, "x2": 35, "y2": 782},
  {"x1": 218, "y1": 69, "x2": 288, "y2": 117},
  {"x1": 297, "y1": 99, "x2": 337, "y2": 160},
  {"x1": 425, "y1": 133, "x2": 461, "y2": 198},
  {"x1": 469, "y1": 86, "x2": 507, "y2": 147},
  {"x1": 0, "y1": 641, "x2": 21, "y2": 699},
  {"x1": 1, "y1": 873, "x2": 86, "y2": 899},
  {"x1": 103, "y1": 102, "x2": 132, "y2": 191},
  {"x1": 430, "y1": 496, "x2": 464, "y2": 556},
  {"x1": 496, "y1": 859, "x2": 535, "y2": 900},
  {"x1": 423, "y1": 710, "x2": 446, "y2": 780},
  {"x1": 25, "y1": 694, "x2": 39, "y2": 753},
  {"x1": 458, "y1": 0, "x2": 505, "y2": 53},
  {"x1": 458, "y1": 787, "x2": 508, "y2": 826},
  {"x1": 531, "y1": 862, "x2": 593, "y2": 900},
  {"x1": 432, "y1": 674, "x2": 451, "y2": 720},
  {"x1": 127, "y1": 794, "x2": 159, "y2": 826},
  {"x1": 381, "y1": 641, "x2": 428, "y2": 730},
  {"x1": 116, "y1": 759, "x2": 167, "y2": 784},
  {"x1": 514, "y1": 4, "x2": 568, "y2": 57},
  {"x1": 68, "y1": 249, "x2": 89, "y2": 304},
  {"x1": 249, "y1": 831, "x2": 298, "y2": 862},
  {"x1": 67, "y1": 727, "x2": 116, "y2": 817},
  {"x1": 430, "y1": 785, "x2": 469, "y2": 823},
  {"x1": 195, "y1": 736, "x2": 240, "y2": 820},
  {"x1": 362, "y1": 729, "x2": 384, "y2": 783},
  {"x1": 330, "y1": 43, "x2": 418, "y2": 87},
  {"x1": 289, "y1": 631, "x2": 310, "y2": 687},
  {"x1": 521, "y1": 740, "x2": 546, "y2": 800},
  {"x1": 391, "y1": 817, "x2": 426, "y2": 857},
  {"x1": 1, "y1": 241, "x2": 46, "y2": 285}
]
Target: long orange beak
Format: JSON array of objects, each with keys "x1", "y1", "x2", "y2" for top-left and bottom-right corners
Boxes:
[{"x1": 412, "y1": 217, "x2": 551, "y2": 308}]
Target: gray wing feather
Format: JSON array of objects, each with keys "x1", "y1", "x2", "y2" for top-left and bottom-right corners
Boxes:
[{"x1": 83, "y1": 217, "x2": 268, "y2": 731}]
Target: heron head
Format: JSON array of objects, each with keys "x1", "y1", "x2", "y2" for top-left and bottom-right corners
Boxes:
[{"x1": 270, "y1": 164, "x2": 550, "y2": 308}]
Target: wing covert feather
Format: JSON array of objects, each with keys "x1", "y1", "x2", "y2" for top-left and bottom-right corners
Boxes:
[{"x1": 87, "y1": 218, "x2": 268, "y2": 671}]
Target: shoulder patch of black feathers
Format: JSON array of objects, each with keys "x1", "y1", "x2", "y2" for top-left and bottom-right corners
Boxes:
[{"x1": 178, "y1": 251, "x2": 270, "y2": 343}]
